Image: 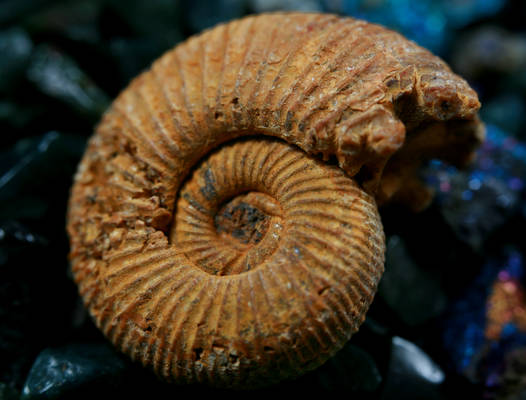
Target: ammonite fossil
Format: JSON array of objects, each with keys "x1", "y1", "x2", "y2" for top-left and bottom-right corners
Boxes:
[{"x1": 67, "y1": 12, "x2": 484, "y2": 388}]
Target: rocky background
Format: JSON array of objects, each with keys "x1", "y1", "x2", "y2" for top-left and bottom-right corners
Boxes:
[{"x1": 1, "y1": 0, "x2": 526, "y2": 399}]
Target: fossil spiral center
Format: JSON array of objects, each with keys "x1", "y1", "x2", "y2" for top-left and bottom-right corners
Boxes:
[
  {"x1": 215, "y1": 192, "x2": 281, "y2": 246},
  {"x1": 171, "y1": 140, "x2": 286, "y2": 276}
]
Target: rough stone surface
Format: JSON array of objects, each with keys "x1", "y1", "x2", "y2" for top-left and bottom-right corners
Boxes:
[
  {"x1": 382, "y1": 336, "x2": 445, "y2": 400},
  {"x1": 21, "y1": 344, "x2": 128, "y2": 400}
]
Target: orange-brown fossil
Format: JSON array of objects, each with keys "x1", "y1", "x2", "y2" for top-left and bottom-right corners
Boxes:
[{"x1": 67, "y1": 13, "x2": 484, "y2": 388}]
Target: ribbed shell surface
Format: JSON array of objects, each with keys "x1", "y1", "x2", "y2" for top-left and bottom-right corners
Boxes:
[{"x1": 67, "y1": 13, "x2": 482, "y2": 388}]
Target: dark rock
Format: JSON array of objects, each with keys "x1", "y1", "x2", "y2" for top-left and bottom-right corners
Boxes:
[
  {"x1": 26, "y1": 45, "x2": 109, "y2": 121},
  {"x1": 248, "y1": 0, "x2": 321, "y2": 12},
  {"x1": 0, "y1": 278, "x2": 33, "y2": 387},
  {"x1": 480, "y1": 93, "x2": 526, "y2": 139},
  {"x1": 423, "y1": 125, "x2": 526, "y2": 252},
  {"x1": 380, "y1": 199, "x2": 483, "y2": 300},
  {"x1": 0, "y1": 382, "x2": 19, "y2": 400},
  {"x1": 21, "y1": 343, "x2": 129, "y2": 400},
  {"x1": 22, "y1": 0, "x2": 102, "y2": 44},
  {"x1": 493, "y1": 347, "x2": 526, "y2": 400},
  {"x1": 0, "y1": 101, "x2": 43, "y2": 133},
  {"x1": 0, "y1": 28, "x2": 33, "y2": 93},
  {"x1": 247, "y1": 331, "x2": 383, "y2": 395},
  {"x1": 440, "y1": 174, "x2": 519, "y2": 250},
  {"x1": 378, "y1": 236, "x2": 447, "y2": 326},
  {"x1": 105, "y1": 0, "x2": 181, "y2": 40},
  {"x1": 107, "y1": 37, "x2": 174, "y2": 87},
  {"x1": 102, "y1": 0, "x2": 182, "y2": 85},
  {"x1": 0, "y1": 132, "x2": 86, "y2": 389},
  {"x1": 182, "y1": 0, "x2": 246, "y2": 33},
  {"x1": 354, "y1": 317, "x2": 393, "y2": 368},
  {"x1": 310, "y1": 342, "x2": 382, "y2": 392},
  {"x1": 382, "y1": 336, "x2": 445, "y2": 400},
  {"x1": 0, "y1": 220, "x2": 47, "y2": 266},
  {"x1": 0, "y1": 220, "x2": 46, "y2": 246},
  {"x1": 502, "y1": 68, "x2": 526, "y2": 98},
  {"x1": 0, "y1": 131, "x2": 85, "y2": 219},
  {"x1": 442, "y1": 0, "x2": 505, "y2": 28},
  {"x1": 0, "y1": 259, "x2": 77, "y2": 390},
  {"x1": 452, "y1": 27, "x2": 526, "y2": 79},
  {"x1": 0, "y1": 0, "x2": 55, "y2": 25}
]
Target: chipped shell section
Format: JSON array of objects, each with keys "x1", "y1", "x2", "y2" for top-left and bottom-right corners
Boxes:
[{"x1": 67, "y1": 13, "x2": 483, "y2": 388}]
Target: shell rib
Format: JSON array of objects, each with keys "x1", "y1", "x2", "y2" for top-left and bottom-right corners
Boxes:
[{"x1": 67, "y1": 12, "x2": 482, "y2": 388}]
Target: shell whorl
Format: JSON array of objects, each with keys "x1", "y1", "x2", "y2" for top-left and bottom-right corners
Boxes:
[{"x1": 67, "y1": 12, "x2": 482, "y2": 388}]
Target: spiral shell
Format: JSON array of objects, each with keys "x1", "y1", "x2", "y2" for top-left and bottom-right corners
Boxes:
[{"x1": 67, "y1": 12, "x2": 482, "y2": 388}]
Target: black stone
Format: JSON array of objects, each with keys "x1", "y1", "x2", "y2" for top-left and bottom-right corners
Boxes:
[
  {"x1": 101, "y1": 0, "x2": 182, "y2": 86},
  {"x1": 351, "y1": 318, "x2": 394, "y2": 378},
  {"x1": 26, "y1": 45, "x2": 109, "y2": 121},
  {"x1": 382, "y1": 336, "x2": 445, "y2": 400},
  {"x1": 245, "y1": 337, "x2": 383, "y2": 395},
  {"x1": 383, "y1": 200, "x2": 487, "y2": 302},
  {"x1": 21, "y1": 343, "x2": 129, "y2": 400},
  {"x1": 0, "y1": 101, "x2": 42, "y2": 134},
  {"x1": 22, "y1": 0, "x2": 102, "y2": 45},
  {"x1": 0, "y1": 28, "x2": 33, "y2": 94},
  {"x1": 310, "y1": 342, "x2": 382, "y2": 392},
  {"x1": 0, "y1": 132, "x2": 86, "y2": 389},
  {"x1": 493, "y1": 347, "x2": 526, "y2": 399},
  {"x1": 105, "y1": 0, "x2": 181, "y2": 40},
  {"x1": 106, "y1": 37, "x2": 173, "y2": 89},
  {"x1": 0, "y1": 0, "x2": 56, "y2": 25},
  {"x1": 182, "y1": 0, "x2": 246, "y2": 33},
  {"x1": 248, "y1": 0, "x2": 322, "y2": 12},
  {"x1": 378, "y1": 236, "x2": 447, "y2": 326},
  {"x1": 440, "y1": 173, "x2": 521, "y2": 252},
  {"x1": 0, "y1": 382, "x2": 19, "y2": 400},
  {"x1": 480, "y1": 93, "x2": 526, "y2": 139},
  {"x1": 0, "y1": 132, "x2": 85, "y2": 219},
  {"x1": 0, "y1": 220, "x2": 47, "y2": 265}
]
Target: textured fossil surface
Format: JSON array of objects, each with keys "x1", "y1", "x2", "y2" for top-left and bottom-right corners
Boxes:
[{"x1": 67, "y1": 12, "x2": 483, "y2": 388}]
